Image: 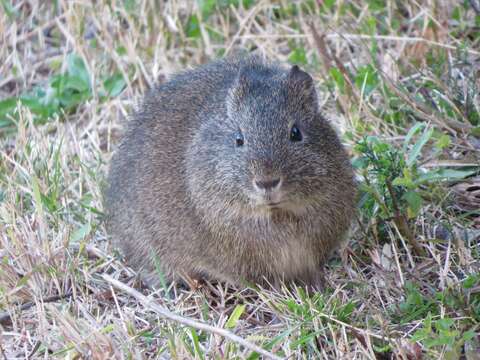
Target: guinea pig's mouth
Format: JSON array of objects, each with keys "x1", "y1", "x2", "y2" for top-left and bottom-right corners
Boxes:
[
  {"x1": 248, "y1": 195, "x2": 310, "y2": 216},
  {"x1": 248, "y1": 192, "x2": 285, "y2": 208},
  {"x1": 252, "y1": 196, "x2": 289, "y2": 210},
  {"x1": 263, "y1": 201, "x2": 283, "y2": 208}
]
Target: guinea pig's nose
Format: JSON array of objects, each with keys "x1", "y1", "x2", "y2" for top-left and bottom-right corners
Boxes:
[{"x1": 254, "y1": 177, "x2": 282, "y2": 191}]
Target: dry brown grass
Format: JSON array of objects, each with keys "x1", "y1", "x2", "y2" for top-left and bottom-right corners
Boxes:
[{"x1": 1, "y1": 0, "x2": 479, "y2": 359}]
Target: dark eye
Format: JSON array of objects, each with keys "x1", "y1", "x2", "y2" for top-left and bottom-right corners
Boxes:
[
  {"x1": 236, "y1": 131, "x2": 244, "y2": 147},
  {"x1": 290, "y1": 124, "x2": 302, "y2": 142}
]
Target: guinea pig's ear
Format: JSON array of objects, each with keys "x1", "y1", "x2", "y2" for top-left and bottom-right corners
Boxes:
[
  {"x1": 231, "y1": 67, "x2": 250, "y2": 98},
  {"x1": 287, "y1": 65, "x2": 318, "y2": 111},
  {"x1": 288, "y1": 65, "x2": 313, "y2": 88},
  {"x1": 288, "y1": 65, "x2": 315, "y2": 96},
  {"x1": 227, "y1": 67, "x2": 250, "y2": 114}
]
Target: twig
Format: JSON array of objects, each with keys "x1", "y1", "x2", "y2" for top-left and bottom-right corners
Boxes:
[
  {"x1": 13, "y1": 14, "x2": 68, "y2": 45},
  {"x1": 317, "y1": 311, "x2": 394, "y2": 342},
  {"x1": 307, "y1": 22, "x2": 354, "y2": 116},
  {"x1": 469, "y1": 0, "x2": 480, "y2": 14},
  {"x1": 235, "y1": 33, "x2": 480, "y2": 56},
  {"x1": 27, "y1": 341, "x2": 41, "y2": 360},
  {"x1": 102, "y1": 274, "x2": 283, "y2": 360},
  {"x1": 0, "y1": 291, "x2": 74, "y2": 325}
]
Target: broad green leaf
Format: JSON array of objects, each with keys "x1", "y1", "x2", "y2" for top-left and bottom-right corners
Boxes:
[
  {"x1": 71, "y1": 223, "x2": 91, "y2": 243},
  {"x1": 66, "y1": 54, "x2": 91, "y2": 91},
  {"x1": 435, "y1": 134, "x2": 451, "y2": 149},
  {"x1": 323, "y1": 0, "x2": 335, "y2": 9},
  {"x1": 462, "y1": 274, "x2": 479, "y2": 289},
  {"x1": 0, "y1": 97, "x2": 18, "y2": 119},
  {"x1": 407, "y1": 126, "x2": 434, "y2": 166},
  {"x1": 462, "y1": 330, "x2": 476, "y2": 341},
  {"x1": 61, "y1": 75, "x2": 91, "y2": 93},
  {"x1": 288, "y1": 47, "x2": 307, "y2": 65},
  {"x1": 417, "y1": 168, "x2": 478, "y2": 183},
  {"x1": 198, "y1": 0, "x2": 216, "y2": 19},
  {"x1": 435, "y1": 318, "x2": 454, "y2": 331},
  {"x1": 225, "y1": 304, "x2": 245, "y2": 329},
  {"x1": 186, "y1": 15, "x2": 201, "y2": 38},
  {"x1": 103, "y1": 73, "x2": 126, "y2": 97},
  {"x1": 403, "y1": 191, "x2": 423, "y2": 218}
]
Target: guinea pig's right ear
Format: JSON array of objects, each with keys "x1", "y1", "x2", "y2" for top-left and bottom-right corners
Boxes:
[
  {"x1": 288, "y1": 65, "x2": 314, "y2": 95},
  {"x1": 287, "y1": 65, "x2": 318, "y2": 112}
]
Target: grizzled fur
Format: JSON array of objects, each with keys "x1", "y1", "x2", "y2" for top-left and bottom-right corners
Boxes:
[{"x1": 104, "y1": 55, "x2": 356, "y2": 288}]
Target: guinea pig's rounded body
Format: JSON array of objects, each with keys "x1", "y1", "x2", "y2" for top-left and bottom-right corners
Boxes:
[{"x1": 104, "y1": 56, "x2": 356, "y2": 288}]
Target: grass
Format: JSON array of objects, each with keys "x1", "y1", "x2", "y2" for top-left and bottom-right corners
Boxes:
[{"x1": 1, "y1": 0, "x2": 480, "y2": 358}]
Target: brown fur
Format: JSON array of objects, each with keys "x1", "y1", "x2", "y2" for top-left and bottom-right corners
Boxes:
[{"x1": 104, "y1": 55, "x2": 356, "y2": 288}]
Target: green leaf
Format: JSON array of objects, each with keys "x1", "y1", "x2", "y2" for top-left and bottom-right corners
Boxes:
[
  {"x1": 66, "y1": 54, "x2": 91, "y2": 91},
  {"x1": 402, "y1": 122, "x2": 425, "y2": 153},
  {"x1": 70, "y1": 223, "x2": 91, "y2": 243},
  {"x1": 417, "y1": 168, "x2": 478, "y2": 183},
  {"x1": 21, "y1": 94, "x2": 57, "y2": 118},
  {"x1": 411, "y1": 313, "x2": 433, "y2": 341},
  {"x1": 329, "y1": 67, "x2": 345, "y2": 93},
  {"x1": 368, "y1": 0, "x2": 387, "y2": 11},
  {"x1": 1, "y1": 0, "x2": 16, "y2": 18},
  {"x1": 470, "y1": 126, "x2": 480, "y2": 137},
  {"x1": 122, "y1": 0, "x2": 136, "y2": 13},
  {"x1": 101, "y1": 324, "x2": 115, "y2": 334},
  {"x1": 0, "y1": 101, "x2": 18, "y2": 128},
  {"x1": 289, "y1": 331, "x2": 321, "y2": 349},
  {"x1": 351, "y1": 156, "x2": 369, "y2": 170},
  {"x1": 462, "y1": 330, "x2": 476, "y2": 341},
  {"x1": 116, "y1": 46, "x2": 127, "y2": 56},
  {"x1": 354, "y1": 64, "x2": 378, "y2": 96},
  {"x1": 31, "y1": 176, "x2": 45, "y2": 221},
  {"x1": 0, "y1": 97, "x2": 18, "y2": 119},
  {"x1": 323, "y1": 0, "x2": 335, "y2": 10},
  {"x1": 435, "y1": 134, "x2": 451, "y2": 149},
  {"x1": 407, "y1": 126, "x2": 434, "y2": 166},
  {"x1": 190, "y1": 328, "x2": 205, "y2": 360},
  {"x1": 225, "y1": 304, "x2": 245, "y2": 329},
  {"x1": 463, "y1": 274, "x2": 479, "y2": 289},
  {"x1": 103, "y1": 73, "x2": 126, "y2": 97},
  {"x1": 288, "y1": 47, "x2": 307, "y2": 65},
  {"x1": 246, "y1": 328, "x2": 292, "y2": 360},
  {"x1": 392, "y1": 176, "x2": 414, "y2": 188},
  {"x1": 435, "y1": 318, "x2": 454, "y2": 332},
  {"x1": 403, "y1": 191, "x2": 423, "y2": 218},
  {"x1": 186, "y1": 15, "x2": 201, "y2": 38},
  {"x1": 152, "y1": 256, "x2": 170, "y2": 299},
  {"x1": 197, "y1": 0, "x2": 216, "y2": 19},
  {"x1": 393, "y1": 168, "x2": 415, "y2": 188},
  {"x1": 61, "y1": 75, "x2": 91, "y2": 93}
]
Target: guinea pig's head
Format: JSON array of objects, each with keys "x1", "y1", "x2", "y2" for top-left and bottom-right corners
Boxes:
[{"x1": 187, "y1": 61, "x2": 348, "y2": 223}]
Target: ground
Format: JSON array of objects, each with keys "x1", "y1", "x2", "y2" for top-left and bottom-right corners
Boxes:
[{"x1": 1, "y1": 1, "x2": 480, "y2": 359}]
